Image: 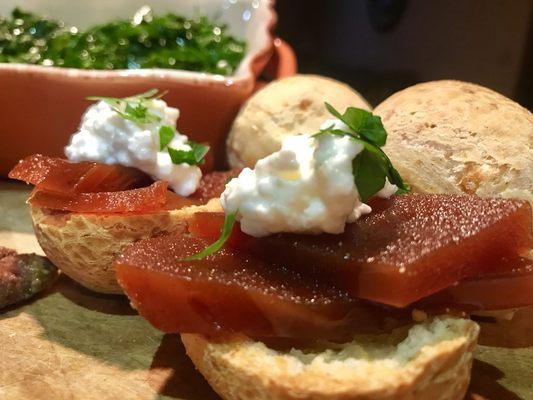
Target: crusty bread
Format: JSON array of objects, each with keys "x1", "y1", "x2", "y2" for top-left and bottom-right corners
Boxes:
[
  {"x1": 31, "y1": 200, "x2": 221, "y2": 294},
  {"x1": 226, "y1": 74, "x2": 371, "y2": 169},
  {"x1": 182, "y1": 317, "x2": 479, "y2": 400},
  {"x1": 374, "y1": 80, "x2": 533, "y2": 203}
]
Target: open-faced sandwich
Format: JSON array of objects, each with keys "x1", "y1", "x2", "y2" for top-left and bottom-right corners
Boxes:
[
  {"x1": 9, "y1": 89, "x2": 239, "y2": 294},
  {"x1": 9, "y1": 76, "x2": 532, "y2": 400}
]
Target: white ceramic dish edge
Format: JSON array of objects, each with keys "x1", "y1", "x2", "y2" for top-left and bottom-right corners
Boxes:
[{"x1": 0, "y1": 0, "x2": 276, "y2": 86}]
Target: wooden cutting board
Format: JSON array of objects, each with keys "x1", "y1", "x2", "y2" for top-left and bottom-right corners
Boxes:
[{"x1": 0, "y1": 180, "x2": 531, "y2": 400}]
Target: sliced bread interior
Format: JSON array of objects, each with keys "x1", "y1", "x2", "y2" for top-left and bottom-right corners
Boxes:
[{"x1": 182, "y1": 316, "x2": 479, "y2": 400}]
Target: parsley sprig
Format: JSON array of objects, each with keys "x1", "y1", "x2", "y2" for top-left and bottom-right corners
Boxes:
[
  {"x1": 87, "y1": 89, "x2": 166, "y2": 124},
  {"x1": 178, "y1": 212, "x2": 237, "y2": 262},
  {"x1": 158, "y1": 125, "x2": 209, "y2": 166},
  {"x1": 167, "y1": 141, "x2": 210, "y2": 165},
  {"x1": 158, "y1": 125, "x2": 174, "y2": 150},
  {"x1": 314, "y1": 103, "x2": 409, "y2": 201}
]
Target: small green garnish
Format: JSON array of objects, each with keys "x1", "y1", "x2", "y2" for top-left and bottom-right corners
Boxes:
[
  {"x1": 168, "y1": 141, "x2": 210, "y2": 166},
  {"x1": 158, "y1": 125, "x2": 174, "y2": 150},
  {"x1": 324, "y1": 102, "x2": 387, "y2": 147},
  {"x1": 315, "y1": 103, "x2": 409, "y2": 201},
  {"x1": 87, "y1": 89, "x2": 165, "y2": 124},
  {"x1": 179, "y1": 212, "x2": 237, "y2": 261},
  {"x1": 0, "y1": 8, "x2": 246, "y2": 75}
]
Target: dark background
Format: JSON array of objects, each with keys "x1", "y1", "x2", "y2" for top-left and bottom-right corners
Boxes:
[{"x1": 275, "y1": 0, "x2": 532, "y2": 108}]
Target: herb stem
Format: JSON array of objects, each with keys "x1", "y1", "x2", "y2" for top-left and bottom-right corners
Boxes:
[{"x1": 179, "y1": 212, "x2": 237, "y2": 261}]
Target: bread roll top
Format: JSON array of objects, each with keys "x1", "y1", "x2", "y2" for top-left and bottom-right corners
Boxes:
[
  {"x1": 227, "y1": 74, "x2": 371, "y2": 168},
  {"x1": 375, "y1": 80, "x2": 532, "y2": 203}
]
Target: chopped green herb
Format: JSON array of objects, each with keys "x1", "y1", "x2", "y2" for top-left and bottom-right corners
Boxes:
[
  {"x1": 168, "y1": 141, "x2": 209, "y2": 166},
  {"x1": 315, "y1": 103, "x2": 409, "y2": 201},
  {"x1": 351, "y1": 143, "x2": 388, "y2": 201},
  {"x1": 189, "y1": 141, "x2": 210, "y2": 164},
  {"x1": 159, "y1": 125, "x2": 174, "y2": 150},
  {"x1": 324, "y1": 102, "x2": 386, "y2": 146},
  {"x1": 313, "y1": 126, "x2": 357, "y2": 140},
  {"x1": 178, "y1": 212, "x2": 237, "y2": 261},
  {"x1": 0, "y1": 7, "x2": 246, "y2": 75},
  {"x1": 87, "y1": 89, "x2": 164, "y2": 124}
]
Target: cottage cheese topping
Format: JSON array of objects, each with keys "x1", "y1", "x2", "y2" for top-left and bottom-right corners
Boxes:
[
  {"x1": 64, "y1": 99, "x2": 201, "y2": 196},
  {"x1": 222, "y1": 118, "x2": 399, "y2": 237},
  {"x1": 222, "y1": 133, "x2": 363, "y2": 237}
]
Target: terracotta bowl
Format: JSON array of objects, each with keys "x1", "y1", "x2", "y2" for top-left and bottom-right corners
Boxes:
[{"x1": 0, "y1": 0, "x2": 297, "y2": 174}]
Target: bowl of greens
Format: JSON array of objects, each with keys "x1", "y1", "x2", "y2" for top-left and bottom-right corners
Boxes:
[{"x1": 0, "y1": 0, "x2": 293, "y2": 174}]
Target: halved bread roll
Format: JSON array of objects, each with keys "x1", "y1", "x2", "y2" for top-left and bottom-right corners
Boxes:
[
  {"x1": 182, "y1": 317, "x2": 479, "y2": 400},
  {"x1": 31, "y1": 200, "x2": 221, "y2": 294}
]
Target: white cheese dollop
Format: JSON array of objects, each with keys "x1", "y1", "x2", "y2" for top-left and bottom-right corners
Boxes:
[
  {"x1": 64, "y1": 99, "x2": 201, "y2": 196},
  {"x1": 221, "y1": 120, "x2": 398, "y2": 237}
]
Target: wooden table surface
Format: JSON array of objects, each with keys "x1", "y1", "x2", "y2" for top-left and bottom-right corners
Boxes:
[{"x1": 0, "y1": 180, "x2": 531, "y2": 400}]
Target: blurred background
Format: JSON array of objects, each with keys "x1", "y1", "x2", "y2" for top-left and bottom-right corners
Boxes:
[
  {"x1": 275, "y1": 0, "x2": 533, "y2": 108},
  {"x1": 1, "y1": 0, "x2": 531, "y2": 174}
]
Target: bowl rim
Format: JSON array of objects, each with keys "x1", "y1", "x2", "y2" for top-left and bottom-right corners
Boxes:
[{"x1": 0, "y1": 0, "x2": 277, "y2": 87}]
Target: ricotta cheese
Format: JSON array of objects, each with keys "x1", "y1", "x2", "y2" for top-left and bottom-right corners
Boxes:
[
  {"x1": 222, "y1": 119, "x2": 399, "y2": 237},
  {"x1": 64, "y1": 99, "x2": 202, "y2": 196}
]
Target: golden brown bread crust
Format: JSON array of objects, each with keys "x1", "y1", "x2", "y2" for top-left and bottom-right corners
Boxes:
[
  {"x1": 182, "y1": 317, "x2": 479, "y2": 400},
  {"x1": 31, "y1": 200, "x2": 222, "y2": 294},
  {"x1": 375, "y1": 80, "x2": 532, "y2": 203}
]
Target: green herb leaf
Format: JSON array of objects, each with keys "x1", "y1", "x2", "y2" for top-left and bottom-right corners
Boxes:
[
  {"x1": 312, "y1": 126, "x2": 357, "y2": 140},
  {"x1": 0, "y1": 9, "x2": 246, "y2": 75},
  {"x1": 87, "y1": 89, "x2": 164, "y2": 124},
  {"x1": 190, "y1": 141, "x2": 210, "y2": 164},
  {"x1": 167, "y1": 147, "x2": 194, "y2": 165},
  {"x1": 351, "y1": 143, "x2": 409, "y2": 199},
  {"x1": 383, "y1": 151, "x2": 410, "y2": 193},
  {"x1": 337, "y1": 106, "x2": 368, "y2": 132},
  {"x1": 317, "y1": 103, "x2": 409, "y2": 199},
  {"x1": 359, "y1": 114, "x2": 387, "y2": 147},
  {"x1": 179, "y1": 212, "x2": 237, "y2": 261},
  {"x1": 324, "y1": 102, "x2": 386, "y2": 147},
  {"x1": 352, "y1": 144, "x2": 388, "y2": 201},
  {"x1": 167, "y1": 141, "x2": 209, "y2": 165},
  {"x1": 158, "y1": 125, "x2": 174, "y2": 150},
  {"x1": 324, "y1": 102, "x2": 345, "y2": 121}
]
